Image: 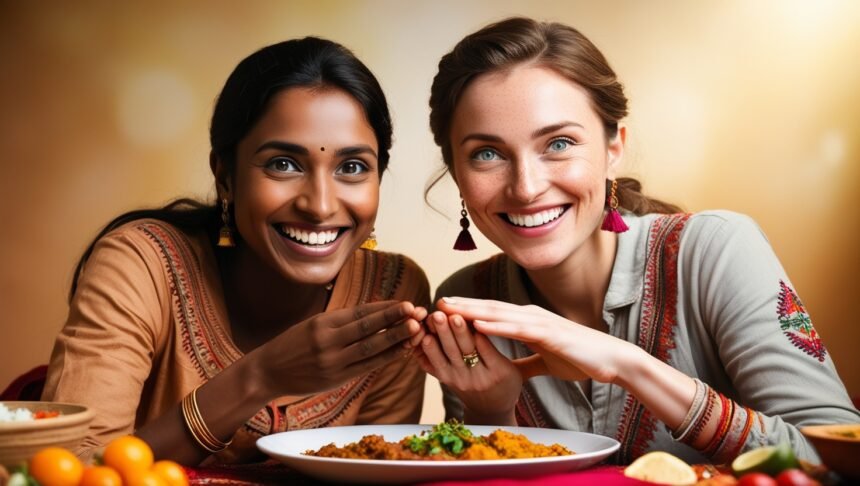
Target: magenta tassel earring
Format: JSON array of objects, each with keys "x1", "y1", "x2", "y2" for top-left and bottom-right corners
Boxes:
[
  {"x1": 453, "y1": 199, "x2": 477, "y2": 251},
  {"x1": 601, "y1": 179, "x2": 629, "y2": 233}
]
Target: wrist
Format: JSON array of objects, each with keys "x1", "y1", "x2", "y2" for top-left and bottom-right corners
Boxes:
[
  {"x1": 610, "y1": 341, "x2": 652, "y2": 389},
  {"x1": 237, "y1": 348, "x2": 280, "y2": 403}
]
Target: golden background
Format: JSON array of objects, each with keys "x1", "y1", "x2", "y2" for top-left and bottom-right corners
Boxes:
[{"x1": 1, "y1": 1, "x2": 858, "y2": 423}]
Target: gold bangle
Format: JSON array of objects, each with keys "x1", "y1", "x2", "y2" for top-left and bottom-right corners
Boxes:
[{"x1": 181, "y1": 386, "x2": 232, "y2": 453}]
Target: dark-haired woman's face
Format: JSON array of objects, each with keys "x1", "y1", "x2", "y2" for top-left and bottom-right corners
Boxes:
[
  {"x1": 449, "y1": 65, "x2": 623, "y2": 271},
  {"x1": 229, "y1": 87, "x2": 379, "y2": 285}
]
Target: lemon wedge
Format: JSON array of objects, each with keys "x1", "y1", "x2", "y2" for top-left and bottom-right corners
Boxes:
[
  {"x1": 731, "y1": 442, "x2": 798, "y2": 476},
  {"x1": 624, "y1": 451, "x2": 697, "y2": 485}
]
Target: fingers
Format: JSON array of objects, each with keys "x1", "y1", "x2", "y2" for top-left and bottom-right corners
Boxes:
[
  {"x1": 332, "y1": 301, "x2": 414, "y2": 346},
  {"x1": 342, "y1": 318, "x2": 416, "y2": 363},
  {"x1": 324, "y1": 300, "x2": 400, "y2": 328},
  {"x1": 420, "y1": 334, "x2": 453, "y2": 381},
  {"x1": 429, "y1": 313, "x2": 470, "y2": 369}
]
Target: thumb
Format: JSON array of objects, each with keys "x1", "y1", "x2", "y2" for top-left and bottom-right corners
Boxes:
[{"x1": 513, "y1": 354, "x2": 549, "y2": 381}]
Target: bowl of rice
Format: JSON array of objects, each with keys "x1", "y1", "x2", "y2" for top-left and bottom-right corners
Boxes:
[{"x1": 0, "y1": 401, "x2": 94, "y2": 467}]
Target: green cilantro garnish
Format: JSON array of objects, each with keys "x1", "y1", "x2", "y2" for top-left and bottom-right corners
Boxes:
[{"x1": 407, "y1": 420, "x2": 478, "y2": 456}]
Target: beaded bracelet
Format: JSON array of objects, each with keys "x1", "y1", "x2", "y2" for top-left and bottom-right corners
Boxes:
[
  {"x1": 672, "y1": 378, "x2": 707, "y2": 442},
  {"x1": 181, "y1": 386, "x2": 232, "y2": 453}
]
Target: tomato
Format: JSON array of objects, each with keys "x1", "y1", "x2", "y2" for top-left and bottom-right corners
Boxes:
[
  {"x1": 102, "y1": 435, "x2": 154, "y2": 480},
  {"x1": 775, "y1": 469, "x2": 819, "y2": 486},
  {"x1": 79, "y1": 465, "x2": 123, "y2": 486},
  {"x1": 125, "y1": 469, "x2": 169, "y2": 486},
  {"x1": 738, "y1": 472, "x2": 778, "y2": 486},
  {"x1": 29, "y1": 447, "x2": 84, "y2": 486},
  {"x1": 152, "y1": 460, "x2": 189, "y2": 486}
]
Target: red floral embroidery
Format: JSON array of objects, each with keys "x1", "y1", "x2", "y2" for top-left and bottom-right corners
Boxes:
[{"x1": 777, "y1": 280, "x2": 826, "y2": 362}]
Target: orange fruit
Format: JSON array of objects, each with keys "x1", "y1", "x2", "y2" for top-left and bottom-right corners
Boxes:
[
  {"x1": 29, "y1": 447, "x2": 84, "y2": 486},
  {"x1": 102, "y1": 435, "x2": 154, "y2": 480},
  {"x1": 79, "y1": 465, "x2": 123, "y2": 486},
  {"x1": 152, "y1": 460, "x2": 189, "y2": 486},
  {"x1": 125, "y1": 469, "x2": 168, "y2": 486}
]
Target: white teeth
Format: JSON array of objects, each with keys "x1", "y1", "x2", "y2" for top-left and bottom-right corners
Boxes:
[
  {"x1": 281, "y1": 226, "x2": 339, "y2": 245},
  {"x1": 506, "y1": 207, "x2": 564, "y2": 228}
]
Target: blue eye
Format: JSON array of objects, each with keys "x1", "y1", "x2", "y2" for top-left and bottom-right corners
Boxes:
[
  {"x1": 336, "y1": 160, "x2": 369, "y2": 176},
  {"x1": 266, "y1": 157, "x2": 300, "y2": 173},
  {"x1": 473, "y1": 149, "x2": 500, "y2": 161},
  {"x1": 547, "y1": 138, "x2": 574, "y2": 152}
]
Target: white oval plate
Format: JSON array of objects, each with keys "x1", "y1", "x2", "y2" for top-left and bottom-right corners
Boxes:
[{"x1": 257, "y1": 424, "x2": 620, "y2": 484}]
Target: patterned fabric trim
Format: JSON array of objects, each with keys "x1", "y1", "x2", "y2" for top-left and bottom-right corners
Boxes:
[
  {"x1": 777, "y1": 280, "x2": 826, "y2": 362},
  {"x1": 614, "y1": 213, "x2": 691, "y2": 463},
  {"x1": 139, "y1": 223, "x2": 241, "y2": 380}
]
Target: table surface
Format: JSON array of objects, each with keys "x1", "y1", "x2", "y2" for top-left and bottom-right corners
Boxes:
[{"x1": 184, "y1": 463, "x2": 653, "y2": 485}]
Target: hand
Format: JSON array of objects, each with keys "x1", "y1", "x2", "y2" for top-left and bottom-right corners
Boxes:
[
  {"x1": 436, "y1": 297, "x2": 642, "y2": 384},
  {"x1": 415, "y1": 311, "x2": 523, "y2": 422},
  {"x1": 258, "y1": 300, "x2": 424, "y2": 396}
]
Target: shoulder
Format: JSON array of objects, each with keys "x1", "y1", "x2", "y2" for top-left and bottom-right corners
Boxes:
[
  {"x1": 678, "y1": 210, "x2": 770, "y2": 249},
  {"x1": 436, "y1": 254, "x2": 509, "y2": 301},
  {"x1": 86, "y1": 219, "x2": 209, "y2": 282},
  {"x1": 360, "y1": 250, "x2": 431, "y2": 305}
]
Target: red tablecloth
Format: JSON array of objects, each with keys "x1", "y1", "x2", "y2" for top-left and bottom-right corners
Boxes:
[{"x1": 184, "y1": 463, "x2": 652, "y2": 485}]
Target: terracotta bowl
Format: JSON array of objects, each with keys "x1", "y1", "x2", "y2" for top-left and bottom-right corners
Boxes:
[
  {"x1": 0, "y1": 401, "x2": 94, "y2": 467},
  {"x1": 801, "y1": 423, "x2": 860, "y2": 480}
]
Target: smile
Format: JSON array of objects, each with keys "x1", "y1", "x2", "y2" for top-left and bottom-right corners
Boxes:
[
  {"x1": 504, "y1": 206, "x2": 566, "y2": 228},
  {"x1": 276, "y1": 225, "x2": 343, "y2": 246}
]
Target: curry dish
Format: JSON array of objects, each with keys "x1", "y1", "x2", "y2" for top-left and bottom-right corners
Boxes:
[{"x1": 305, "y1": 421, "x2": 574, "y2": 460}]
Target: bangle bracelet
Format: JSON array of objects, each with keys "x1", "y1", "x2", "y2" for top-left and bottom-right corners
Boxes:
[
  {"x1": 672, "y1": 378, "x2": 706, "y2": 442},
  {"x1": 181, "y1": 386, "x2": 232, "y2": 453}
]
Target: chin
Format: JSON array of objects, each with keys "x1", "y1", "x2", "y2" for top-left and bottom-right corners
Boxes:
[{"x1": 505, "y1": 247, "x2": 567, "y2": 272}]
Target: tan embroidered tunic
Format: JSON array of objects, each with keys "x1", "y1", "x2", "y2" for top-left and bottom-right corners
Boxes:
[{"x1": 43, "y1": 220, "x2": 430, "y2": 462}]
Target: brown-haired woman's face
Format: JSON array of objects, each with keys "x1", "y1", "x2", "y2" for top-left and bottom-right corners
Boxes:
[
  {"x1": 449, "y1": 65, "x2": 623, "y2": 270},
  {"x1": 228, "y1": 86, "x2": 380, "y2": 285}
]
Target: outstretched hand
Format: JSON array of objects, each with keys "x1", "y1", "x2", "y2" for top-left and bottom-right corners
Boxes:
[
  {"x1": 435, "y1": 296, "x2": 634, "y2": 384},
  {"x1": 259, "y1": 300, "x2": 426, "y2": 396}
]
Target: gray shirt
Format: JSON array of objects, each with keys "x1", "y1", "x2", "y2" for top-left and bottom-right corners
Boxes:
[{"x1": 437, "y1": 210, "x2": 859, "y2": 464}]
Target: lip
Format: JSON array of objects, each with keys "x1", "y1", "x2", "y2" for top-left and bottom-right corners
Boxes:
[
  {"x1": 498, "y1": 204, "x2": 570, "y2": 238},
  {"x1": 274, "y1": 224, "x2": 350, "y2": 258}
]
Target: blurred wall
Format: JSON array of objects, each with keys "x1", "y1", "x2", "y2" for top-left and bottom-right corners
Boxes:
[{"x1": 1, "y1": 1, "x2": 858, "y2": 424}]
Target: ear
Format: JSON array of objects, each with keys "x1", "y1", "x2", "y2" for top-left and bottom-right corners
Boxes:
[
  {"x1": 606, "y1": 123, "x2": 626, "y2": 179},
  {"x1": 210, "y1": 151, "x2": 232, "y2": 201}
]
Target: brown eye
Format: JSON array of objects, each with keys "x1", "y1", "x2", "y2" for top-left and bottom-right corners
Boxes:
[
  {"x1": 336, "y1": 160, "x2": 369, "y2": 176},
  {"x1": 266, "y1": 157, "x2": 300, "y2": 173}
]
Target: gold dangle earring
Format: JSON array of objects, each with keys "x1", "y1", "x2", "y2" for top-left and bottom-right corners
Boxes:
[
  {"x1": 217, "y1": 198, "x2": 236, "y2": 247},
  {"x1": 360, "y1": 228, "x2": 378, "y2": 250},
  {"x1": 453, "y1": 199, "x2": 477, "y2": 251}
]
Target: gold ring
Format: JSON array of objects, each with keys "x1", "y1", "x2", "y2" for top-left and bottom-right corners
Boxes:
[{"x1": 462, "y1": 350, "x2": 480, "y2": 368}]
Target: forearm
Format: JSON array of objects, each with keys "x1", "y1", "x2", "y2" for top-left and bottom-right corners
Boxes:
[
  {"x1": 614, "y1": 344, "x2": 701, "y2": 435},
  {"x1": 136, "y1": 350, "x2": 275, "y2": 465}
]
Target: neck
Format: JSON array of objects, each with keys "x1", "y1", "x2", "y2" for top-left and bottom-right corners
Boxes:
[
  {"x1": 524, "y1": 229, "x2": 617, "y2": 328},
  {"x1": 219, "y1": 244, "x2": 331, "y2": 350}
]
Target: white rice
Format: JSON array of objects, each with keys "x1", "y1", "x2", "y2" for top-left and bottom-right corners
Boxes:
[{"x1": 0, "y1": 403, "x2": 34, "y2": 422}]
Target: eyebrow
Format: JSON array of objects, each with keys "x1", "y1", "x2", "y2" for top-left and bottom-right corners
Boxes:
[
  {"x1": 255, "y1": 141, "x2": 309, "y2": 155},
  {"x1": 255, "y1": 141, "x2": 377, "y2": 160},
  {"x1": 460, "y1": 121, "x2": 585, "y2": 146}
]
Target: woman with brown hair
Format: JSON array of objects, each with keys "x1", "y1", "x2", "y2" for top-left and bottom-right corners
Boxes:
[
  {"x1": 43, "y1": 37, "x2": 430, "y2": 465},
  {"x1": 416, "y1": 17, "x2": 859, "y2": 464}
]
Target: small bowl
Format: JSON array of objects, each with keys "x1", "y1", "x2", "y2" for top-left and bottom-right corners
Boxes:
[
  {"x1": 0, "y1": 401, "x2": 95, "y2": 467},
  {"x1": 801, "y1": 423, "x2": 860, "y2": 480}
]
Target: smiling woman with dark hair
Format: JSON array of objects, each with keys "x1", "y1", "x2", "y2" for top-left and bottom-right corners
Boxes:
[{"x1": 42, "y1": 37, "x2": 430, "y2": 465}]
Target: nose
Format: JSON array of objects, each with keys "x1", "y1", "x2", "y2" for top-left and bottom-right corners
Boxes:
[
  {"x1": 506, "y1": 157, "x2": 547, "y2": 203},
  {"x1": 294, "y1": 172, "x2": 338, "y2": 221}
]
